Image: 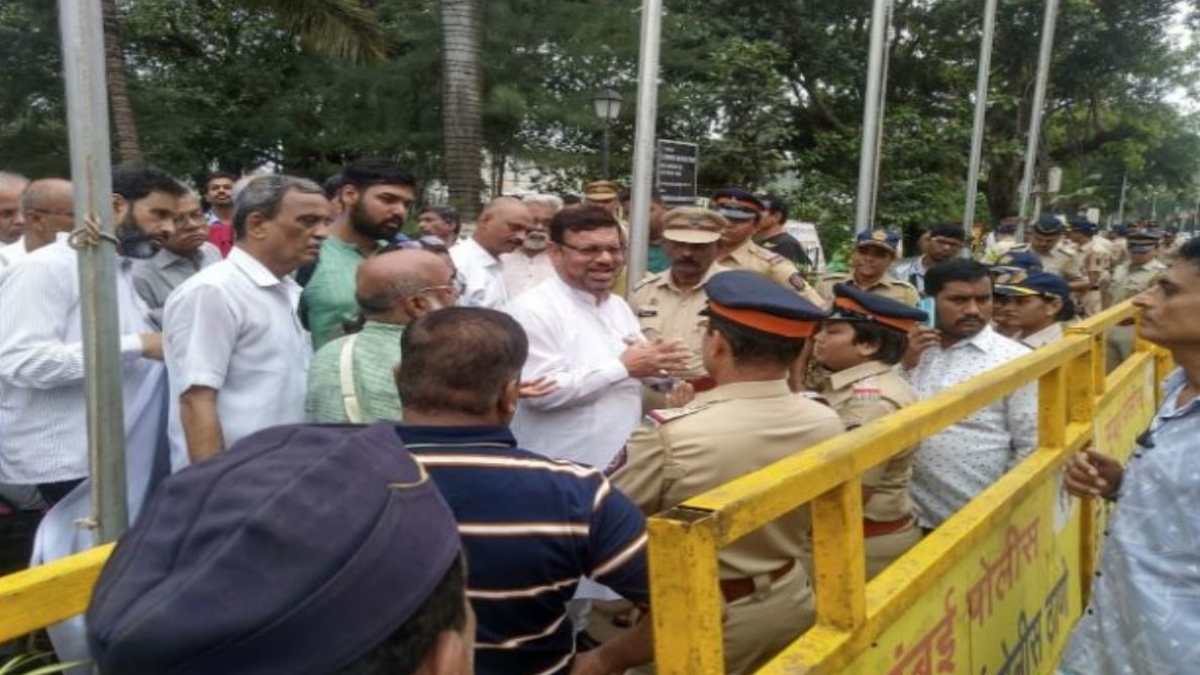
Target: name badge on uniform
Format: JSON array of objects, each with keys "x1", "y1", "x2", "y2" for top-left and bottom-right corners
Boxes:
[{"x1": 852, "y1": 376, "x2": 882, "y2": 401}]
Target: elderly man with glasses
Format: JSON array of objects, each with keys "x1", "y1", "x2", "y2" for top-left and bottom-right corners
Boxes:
[{"x1": 132, "y1": 190, "x2": 222, "y2": 327}]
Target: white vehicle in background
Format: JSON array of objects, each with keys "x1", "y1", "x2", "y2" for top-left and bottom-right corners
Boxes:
[{"x1": 784, "y1": 220, "x2": 825, "y2": 273}]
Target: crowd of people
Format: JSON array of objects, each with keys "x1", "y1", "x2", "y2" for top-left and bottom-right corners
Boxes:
[{"x1": 0, "y1": 158, "x2": 1195, "y2": 675}]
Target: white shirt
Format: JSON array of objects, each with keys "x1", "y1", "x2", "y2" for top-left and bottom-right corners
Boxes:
[
  {"x1": 904, "y1": 325, "x2": 1038, "y2": 527},
  {"x1": 0, "y1": 236, "x2": 29, "y2": 270},
  {"x1": 506, "y1": 275, "x2": 643, "y2": 469},
  {"x1": 0, "y1": 235, "x2": 167, "y2": 486},
  {"x1": 163, "y1": 247, "x2": 310, "y2": 472},
  {"x1": 500, "y1": 249, "x2": 556, "y2": 299},
  {"x1": 451, "y1": 237, "x2": 508, "y2": 308}
]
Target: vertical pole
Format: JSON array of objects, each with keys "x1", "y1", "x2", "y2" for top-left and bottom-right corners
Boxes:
[
  {"x1": 625, "y1": 0, "x2": 662, "y2": 294},
  {"x1": 58, "y1": 0, "x2": 129, "y2": 543},
  {"x1": 1116, "y1": 172, "x2": 1128, "y2": 224},
  {"x1": 602, "y1": 123, "x2": 612, "y2": 179},
  {"x1": 1014, "y1": 0, "x2": 1061, "y2": 242},
  {"x1": 868, "y1": 0, "x2": 894, "y2": 227},
  {"x1": 963, "y1": 0, "x2": 1000, "y2": 231},
  {"x1": 854, "y1": 0, "x2": 891, "y2": 234}
]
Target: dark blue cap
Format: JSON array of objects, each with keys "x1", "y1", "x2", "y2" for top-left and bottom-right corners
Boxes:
[
  {"x1": 88, "y1": 423, "x2": 461, "y2": 675},
  {"x1": 1129, "y1": 228, "x2": 1163, "y2": 242},
  {"x1": 993, "y1": 270, "x2": 1072, "y2": 299},
  {"x1": 1032, "y1": 215, "x2": 1064, "y2": 235},
  {"x1": 855, "y1": 229, "x2": 900, "y2": 254},
  {"x1": 1113, "y1": 223, "x2": 1129, "y2": 236},
  {"x1": 927, "y1": 223, "x2": 967, "y2": 241},
  {"x1": 1165, "y1": 225, "x2": 1180, "y2": 234},
  {"x1": 1067, "y1": 216, "x2": 1097, "y2": 236},
  {"x1": 992, "y1": 250, "x2": 1044, "y2": 273},
  {"x1": 829, "y1": 283, "x2": 927, "y2": 332},
  {"x1": 711, "y1": 188, "x2": 766, "y2": 221},
  {"x1": 703, "y1": 269, "x2": 828, "y2": 337}
]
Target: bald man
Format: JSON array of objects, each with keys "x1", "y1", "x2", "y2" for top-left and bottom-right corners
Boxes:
[
  {"x1": 305, "y1": 249, "x2": 460, "y2": 423},
  {"x1": 450, "y1": 197, "x2": 532, "y2": 308},
  {"x1": 0, "y1": 172, "x2": 30, "y2": 247},
  {"x1": 0, "y1": 179, "x2": 74, "y2": 270}
]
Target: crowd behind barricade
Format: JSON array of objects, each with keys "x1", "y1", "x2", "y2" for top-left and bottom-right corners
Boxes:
[{"x1": 0, "y1": 160, "x2": 1196, "y2": 675}]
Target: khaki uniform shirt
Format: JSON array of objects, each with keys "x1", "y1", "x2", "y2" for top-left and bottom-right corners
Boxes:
[
  {"x1": 816, "y1": 273, "x2": 919, "y2": 308},
  {"x1": 1020, "y1": 322, "x2": 1065, "y2": 350},
  {"x1": 610, "y1": 380, "x2": 844, "y2": 578},
  {"x1": 1106, "y1": 259, "x2": 1168, "y2": 306},
  {"x1": 720, "y1": 240, "x2": 825, "y2": 306},
  {"x1": 1017, "y1": 242, "x2": 1083, "y2": 280},
  {"x1": 1157, "y1": 240, "x2": 1181, "y2": 266},
  {"x1": 1075, "y1": 237, "x2": 1115, "y2": 316},
  {"x1": 631, "y1": 264, "x2": 728, "y2": 378},
  {"x1": 820, "y1": 361, "x2": 916, "y2": 523},
  {"x1": 1109, "y1": 237, "x2": 1129, "y2": 268}
]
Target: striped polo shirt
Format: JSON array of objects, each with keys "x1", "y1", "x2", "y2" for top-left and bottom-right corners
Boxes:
[{"x1": 397, "y1": 425, "x2": 649, "y2": 675}]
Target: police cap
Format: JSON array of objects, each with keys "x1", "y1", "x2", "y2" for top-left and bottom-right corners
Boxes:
[
  {"x1": 1067, "y1": 215, "x2": 1097, "y2": 236},
  {"x1": 703, "y1": 269, "x2": 828, "y2": 337},
  {"x1": 828, "y1": 283, "x2": 927, "y2": 333},
  {"x1": 661, "y1": 207, "x2": 726, "y2": 244},
  {"x1": 993, "y1": 270, "x2": 1072, "y2": 299},
  {"x1": 711, "y1": 188, "x2": 766, "y2": 221},
  {"x1": 1032, "y1": 215, "x2": 1065, "y2": 235},
  {"x1": 993, "y1": 250, "x2": 1044, "y2": 274},
  {"x1": 584, "y1": 180, "x2": 621, "y2": 202},
  {"x1": 855, "y1": 229, "x2": 900, "y2": 255},
  {"x1": 87, "y1": 423, "x2": 461, "y2": 675}
]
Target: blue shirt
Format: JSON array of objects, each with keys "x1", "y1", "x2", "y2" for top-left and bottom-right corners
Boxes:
[
  {"x1": 1060, "y1": 367, "x2": 1200, "y2": 674},
  {"x1": 398, "y1": 425, "x2": 649, "y2": 675}
]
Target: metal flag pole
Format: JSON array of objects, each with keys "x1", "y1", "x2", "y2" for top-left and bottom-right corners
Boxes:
[
  {"x1": 854, "y1": 0, "x2": 891, "y2": 234},
  {"x1": 963, "y1": 0, "x2": 999, "y2": 232},
  {"x1": 1116, "y1": 172, "x2": 1128, "y2": 223},
  {"x1": 625, "y1": 0, "x2": 663, "y2": 295},
  {"x1": 868, "y1": 0, "x2": 894, "y2": 227},
  {"x1": 1015, "y1": 0, "x2": 1061, "y2": 241},
  {"x1": 58, "y1": 0, "x2": 129, "y2": 543}
]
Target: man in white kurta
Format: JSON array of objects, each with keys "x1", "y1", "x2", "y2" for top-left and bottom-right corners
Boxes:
[
  {"x1": 163, "y1": 176, "x2": 330, "y2": 471},
  {"x1": 451, "y1": 197, "x2": 533, "y2": 309}
]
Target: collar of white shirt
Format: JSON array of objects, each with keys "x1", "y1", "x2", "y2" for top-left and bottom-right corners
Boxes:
[
  {"x1": 461, "y1": 237, "x2": 500, "y2": 268},
  {"x1": 552, "y1": 274, "x2": 614, "y2": 308},
  {"x1": 227, "y1": 247, "x2": 284, "y2": 288},
  {"x1": 944, "y1": 324, "x2": 1003, "y2": 354}
]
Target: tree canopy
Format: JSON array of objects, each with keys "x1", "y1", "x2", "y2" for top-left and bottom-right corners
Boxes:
[{"x1": 1, "y1": 0, "x2": 1197, "y2": 234}]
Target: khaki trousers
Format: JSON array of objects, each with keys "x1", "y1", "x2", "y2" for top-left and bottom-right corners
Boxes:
[{"x1": 627, "y1": 563, "x2": 814, "y2": 675}]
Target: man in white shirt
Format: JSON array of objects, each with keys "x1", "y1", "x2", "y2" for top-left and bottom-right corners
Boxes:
[
  {"x1": 500, "y1": 194, "x2": 560, "y2": 298},
  {"x1": 902, "y1": 259, "x2": 1038, "y2": 528},
  {"x1": 506, "y1": 205, "x2": 690, "y2": 470},
  {"x1": 451, "y1": 197, "x2": 532, "y2": 308},
  {"x1": 0, "y1": 164, "x2": 183, "y2": 506},
  {"x1": 0, "y1": 178, "x2": 75, "y2": 270},
  {"x1": 163, "y1": 175, "x2": 331, "y2": 470}
]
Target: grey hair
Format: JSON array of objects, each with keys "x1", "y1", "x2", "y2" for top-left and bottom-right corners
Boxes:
[
  {"x1": 232, "y1": 174, "x2": 323, "y2": 239},
  {"x1": 0, "y1": 171, "x2": 30, "y2": 193},
  {"x1": 522, "y1": 193, "x2": 563, "y2": 212}
]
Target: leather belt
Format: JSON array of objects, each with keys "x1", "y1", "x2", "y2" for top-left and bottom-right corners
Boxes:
[
  {"x1": 684, "y1": 376, "x2": 717, "y2": 393},
  {"x1": 719, "y1": 559, "x2": 796, "y2": 603},
  {"x1": 863, "y1": 516, "x2": 914, "y2": 538}
]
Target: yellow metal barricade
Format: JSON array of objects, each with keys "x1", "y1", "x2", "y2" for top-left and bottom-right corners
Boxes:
[
  {"x1": 647, "y1": 301, "x2": 1167, "y2": 674},
  {"x1": 0, "y1": 301, "x2": 1169, "y2": 674}
]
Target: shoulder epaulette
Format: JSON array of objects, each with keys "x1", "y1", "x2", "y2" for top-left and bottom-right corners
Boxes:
[{"x1": 645, "y1": 401, "x2": 716, "y2": 426}]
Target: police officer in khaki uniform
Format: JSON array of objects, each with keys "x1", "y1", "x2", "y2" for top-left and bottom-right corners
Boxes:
[
  {"x1": 1107, "y1": 230, "x2": 1169, "y2": 368},
  {"x1": 818, "y1": 230, "x2": 920, "y2": 307},
  {"x1": 1065, "y1": 216, "x2": 1115, "y2": 317},
  {"x1": 1015, "y1": 215, "x2": 1086, "y2": 289},
  {"x1": 610, "y1": 270, "x2": 843, "y2": 675},
  {"x1": 711, "y1": 188, "x2": 825, "y2": 307},
  {"x1": 810, "y1": 284, "x2": 927, "y2": 578},
  {"x1": 632, "y1": 207, "x2": 728, "y2": 388}
]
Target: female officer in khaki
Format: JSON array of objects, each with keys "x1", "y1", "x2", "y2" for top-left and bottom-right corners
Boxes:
[{"x1": 810, "y1": 283, "x2": 928, "y2": 578}]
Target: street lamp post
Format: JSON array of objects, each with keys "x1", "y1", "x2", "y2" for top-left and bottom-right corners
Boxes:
[{"x1": 593, "y1": 88, "x2": 623, "y2": 178}]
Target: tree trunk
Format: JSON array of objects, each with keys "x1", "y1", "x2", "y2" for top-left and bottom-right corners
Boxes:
[
  {"x1": 101, "y1": 0, "x2": 142, "y2": 162},
  {"x1": 440, "y1": 0, "x2": 483, "y2": 222}
]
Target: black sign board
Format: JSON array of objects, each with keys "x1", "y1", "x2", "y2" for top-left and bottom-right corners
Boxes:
[{"x1": 656, "y1": 140, "x2": 699, "y2": 205}]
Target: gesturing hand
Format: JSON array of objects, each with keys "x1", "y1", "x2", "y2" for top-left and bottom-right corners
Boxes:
[
  {"x1": 620, "y1": 337, "x2": 692, "y2": 379},
  {"x1": 518, "y1": 376, "x2": 558, "y2": 398}
]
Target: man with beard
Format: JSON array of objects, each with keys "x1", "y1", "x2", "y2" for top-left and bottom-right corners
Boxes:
[
  {"x1": 302, "y1": 158, "x2": 417, "y2": 349},
  {"x1": 631, "y1": 207, "x2": 728, "y2": 389},
  {"x1": 306, "y1": 250, "x2": 461, "y2": 424},
  {"x1": 0, "y1": 178, "x2": 74, "y2": 270},
  {"x1": 451, "y1": 196, "x2": 533, "y2": 309},
  {"x1": 164, "y1": 175, "x2": 331, "y2": 470},
  {"x1": 891, "y1": 223, "x2": 967, "y2": 296},
  {"x1": 500, "y1": 194, "x2": 559, "y2": 298},
  {"x1": 0, "y1": 163, "x2": 182, "y2": 507},
  {"x1": 756, "y1": 194, "x2": 813, "y2": 273},
  {"x1": 203, "y1": 172, "x2": 236, "y2": 257},
  {"x1": 132, "y1": 190, "x2": 222, "y2": 327},
  {"x1": 901, "y1": 259, "x2": 1037, "y2": 528}
]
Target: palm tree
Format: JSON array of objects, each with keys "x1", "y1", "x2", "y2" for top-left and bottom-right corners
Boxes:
[
  {"x1": 440, "y1": 0, "x2": 484, "y2": 222},
  {"x1": 99, "y1": 0, "x2": 387, "y2": 163}
]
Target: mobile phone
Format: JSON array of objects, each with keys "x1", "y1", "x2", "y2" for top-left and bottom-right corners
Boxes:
[{"x1": 917, "y1": 297, "x2": 937, "y2": 329}]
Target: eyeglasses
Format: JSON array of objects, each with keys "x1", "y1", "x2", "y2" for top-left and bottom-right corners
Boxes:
[
  {"x1": 558, "y1": 242, "x2": 627, "y2": 258},
  {"x1": 416, "y1": 273, "x2": 466, "y2": 296},
  {"x1": 28, "y1": 208, "x2": 75, "y2": 220}
]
